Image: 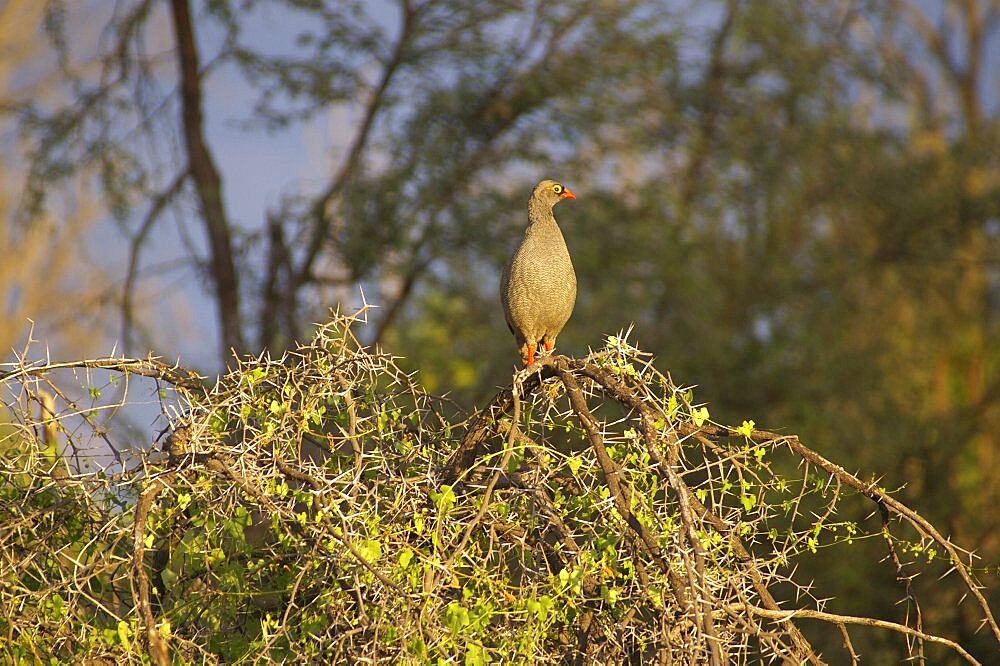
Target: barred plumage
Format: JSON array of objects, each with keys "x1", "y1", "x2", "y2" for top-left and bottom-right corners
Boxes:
[{"x1": 501, "y1": 179, "x2": 577, "y2": 366}]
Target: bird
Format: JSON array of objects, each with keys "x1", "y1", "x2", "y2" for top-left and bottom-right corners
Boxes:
[{"x1": 501, "y1": 179, "x2": 578, "y2": 366}]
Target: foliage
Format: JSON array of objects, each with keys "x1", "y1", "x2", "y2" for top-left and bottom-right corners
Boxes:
[
  {"x1": 1, "y1": 311, "x2": 996, "y2": 663},
  {"x1": 4, "y1": 0, "x2": 1000, "y2": 661}
]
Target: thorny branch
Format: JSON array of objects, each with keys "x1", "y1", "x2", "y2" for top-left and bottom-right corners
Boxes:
[
  {"x1": 0, "y1": 355, "x2": 207, "y2": 392},
  {"x1": 451, "y1": 347, "x2": 995, "y2": 663},
  {"x1": 1, "y1": 313, "x2": 996, "y2": 663}
]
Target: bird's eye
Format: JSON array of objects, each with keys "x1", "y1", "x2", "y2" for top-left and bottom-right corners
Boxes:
[{"x1": 552, "y1": 184, "x2": 563, "y2": 194}]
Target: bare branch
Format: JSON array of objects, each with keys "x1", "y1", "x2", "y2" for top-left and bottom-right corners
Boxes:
[
  {"x1": 295, "y1": 0, "x2": 418, "y2": 288},
  {"x1": 741, "y1": 604, "x2": 981, "y2": 665},
  {"x1": 0, "y1": 355, "x2": 207, "y2": 392},
  {"x1": 121, "y1": 169, "x2": 190, "y2": 355},
  {"x1": 169, "y1": 0, "x2": 245, "y2": 358}
]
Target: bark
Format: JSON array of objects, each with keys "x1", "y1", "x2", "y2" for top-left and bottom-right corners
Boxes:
[{"x1": 170, "y1": 0, "x2": 245, "y2": 359}]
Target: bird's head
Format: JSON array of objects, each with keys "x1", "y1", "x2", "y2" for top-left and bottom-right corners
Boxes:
[{"x1": 532, "y1": 179, "x2": 576, "y2": 208}]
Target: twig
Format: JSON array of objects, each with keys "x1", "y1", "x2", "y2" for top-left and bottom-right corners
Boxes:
[
  {"x1": 0, "y1": 356, "x2": 206, "y2": 391},
  {"x1": 132, "y1": 473, "x2": 173, "y2": 666},
  {"x1": 740, "y1": 604, "x2": 980, "y2": 666}
]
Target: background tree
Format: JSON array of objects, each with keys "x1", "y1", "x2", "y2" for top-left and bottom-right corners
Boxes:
[
  {"x1": 0, "y1": 0, "x2": 109, "y2": 357},
  {"x1": 2, "y1": 0, "x2": 999, "y2": 660}
]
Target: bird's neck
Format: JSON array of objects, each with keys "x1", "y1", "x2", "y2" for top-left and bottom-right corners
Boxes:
[{"x1": 527, "y1": 200, "x2": 558, "y2": 230}]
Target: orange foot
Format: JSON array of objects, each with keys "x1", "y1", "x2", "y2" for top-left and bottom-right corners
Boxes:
[
  {"x1": 526, "y1": 344, "x2": 536, "y2": 366},
  {"x1": 544, "y1": 340, "x2": 554, "y2": 353}
]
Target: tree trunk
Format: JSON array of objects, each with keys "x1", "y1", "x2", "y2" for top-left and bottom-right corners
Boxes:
[{"x1": 170, "y1": 0, "x2": 245, "y2": 359}]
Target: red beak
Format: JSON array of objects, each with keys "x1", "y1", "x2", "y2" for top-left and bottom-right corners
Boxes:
[{"x1": 561, "y1": 188, "x2": 576, "y2": 200}]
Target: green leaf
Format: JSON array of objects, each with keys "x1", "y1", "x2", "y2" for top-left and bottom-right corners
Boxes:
[
  {"x1": 357, "y1": 538, "x2": 382, "y2": 563},
  {"x1": 245, "y1": 367, "x2": 267, "y2": 385},
  {"x1": 117, "y1": 620, "x2": 131, "y2": 651},
  {"x1": 465, "y1": 642, "x2": 487, "y2": 666},
  {"x1": 445, "y1": 601, "x2": 470, "y2": 633},
  {"x1": 160, "y1": 568, "x2": 178, "y2": 588},
  {"x1": 691, "y1": 407, "x2": 710, "y2": 427},
  {"x1": 666, "y1": 395, "x2": 679, "y2": 417},
  {"x1": 431, "y1": 485, "x2": 457, "y2": 514}
]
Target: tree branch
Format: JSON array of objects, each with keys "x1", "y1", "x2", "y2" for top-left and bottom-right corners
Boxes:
[
  {"x1": 740, "y1": 604, "x2": 981, "y2": 665},
  {"x1": 686, "y1": 420, "x2": 1000, "y2": 647},
  {"x1": 295, "y1": 0, "x2": 416, "y2": 289},
  {"x1": 170, "y1": 0, "x2": 245, "y2": 358},
  {"x1": 132, "y1": 475, "x2": 173, "y2": 666},
  {"x1": 121, "y1": 169, "x2": 190, "y2": 355},
  {"x1": 0, "y1": 356, "x2": 207, "y2": 392}
]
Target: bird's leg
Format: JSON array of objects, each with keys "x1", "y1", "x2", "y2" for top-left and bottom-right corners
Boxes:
[
  {"x1": 525, "y1": 342, "x2": 537, "y2": 366},
  {"x1": 544, "y1": 339, "x2": 554, "y2": 353}
]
